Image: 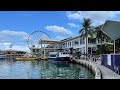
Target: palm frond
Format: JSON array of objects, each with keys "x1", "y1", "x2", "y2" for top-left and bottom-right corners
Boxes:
[
  {"x1": 79, "y1": 28, "x2": 84, "y2": 34},
  {"x1": 80, "y1": 34, "x2": 85, "y2": 41},
  {"x1": 88, "y1": 30, "x2": 93, "y2": 39}
]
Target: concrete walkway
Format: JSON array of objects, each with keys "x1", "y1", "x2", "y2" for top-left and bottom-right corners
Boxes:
[{"x1": 74, "y1": 59, "x2": 120, "y2": 79}]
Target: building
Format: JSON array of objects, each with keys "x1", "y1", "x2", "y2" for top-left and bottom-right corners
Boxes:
[
  {"x1": 1, "y1": 50, "x2": 27, "y2": 59},
  {"x1": 30, "y1": 39, "x2": 61, "y2": 59},
  {"x1": 59, "y1": 35, "x2": 96, "y2": 57},
  {"x1": 60, "y1": 34, "x2": 113, "y2": 55},
  {"x1": 30, "y1": 34, "x2": 113, "y2": 59}
]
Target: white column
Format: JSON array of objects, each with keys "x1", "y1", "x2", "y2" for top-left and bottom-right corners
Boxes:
[
  {"x1": 114, "y1": 40, "x2": 115, "y2": 54},
  {"x1": 44, "y1": 42, "x2": 45, "y2": 59},
  {"x1": 84, "y1": 36, "x2": 88, "y2": 59},
  {"x1": 67, "y1": 42, "x2": 68, "y2": 48},
  {"x1": 87, "y1": 37, "x2": 88, "y2": 54},
  {"x1": 41, "y1": 41, "x2": 42, "y2": 59},
  {"x1": 91, "y1": 46, "x2": 92, "y2": 54},
  {"x1": 71, "y1": 41, "x2": 72, "y2": 47}
]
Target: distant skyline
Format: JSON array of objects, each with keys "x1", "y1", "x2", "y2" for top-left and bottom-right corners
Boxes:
[{"x1": 0, "y1": 11, "x2": 120, "y2": 52}]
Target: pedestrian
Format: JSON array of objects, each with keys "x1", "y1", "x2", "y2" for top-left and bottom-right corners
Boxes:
[{"x1": 88, "y1": 54, "x2": 90, "y2": 61}]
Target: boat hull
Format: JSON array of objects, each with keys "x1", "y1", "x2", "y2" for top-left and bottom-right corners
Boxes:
[
  {"x1": 16, "y1": 58, "x2": 39, "y2": 61},
  {"x1": 0, "y1": 58, "x2": 5, "y2": 60},
  {"x1": 0, "y1": 55, "x2": 6, "y2": 59},
  {"x1": 48, "y1": 57, "x2": 70, "y2": 61}
]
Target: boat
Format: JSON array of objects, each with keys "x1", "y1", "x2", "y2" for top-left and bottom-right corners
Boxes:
[
  {"x1": 16, "y1": 57, "x2": 39, "y2": 61},
  {"x1": 0, "y1": 53, "x2": 6, "y2": 59},
  {"x1": 16, "y1": 53, "x2": 39, "y2": 61},
  {"x1": 48, "y1": 52, "x2": 70, "y2": 61}
]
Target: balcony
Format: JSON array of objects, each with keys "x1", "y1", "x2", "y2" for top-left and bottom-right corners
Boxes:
[{"x1": 96, "y1": 41, "x2": 113, "y2": 45}]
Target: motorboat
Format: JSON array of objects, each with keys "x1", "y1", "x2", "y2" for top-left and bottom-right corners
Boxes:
[
  {"x1": 48, "y1": 52, "x2": 70, "y2": 61},
  {"x1": 0, "y1": 53, "x2": 6, "y2": 59},
  {"x1": 16, "y1": 57, "x2": 39, "y2": 61},
  {"x1": 16, "y1": 53, "x2": 39, "y2": 61}
]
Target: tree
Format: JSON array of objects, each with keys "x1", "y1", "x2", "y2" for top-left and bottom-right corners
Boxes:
[
  {"x1": 96, "y1": 44, "x2": 113, "y2": 55},
  {"x1": 95, "y1": 25, "x2": 111, "y2": 43},
  {"x1": 95, "y1": 25, "x2": 113, "y2": 54},
  {"x1": 79, "y1": 18, "x2": 94, "y2": 60},
  {"x1": 115, "y1": 38, "x2": 120, "y2": 53}
]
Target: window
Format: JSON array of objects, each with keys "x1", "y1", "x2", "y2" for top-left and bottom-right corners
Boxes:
[
  {"x1": 75, "y1": 40, "x2": 79, "y2": 45},
  {"x1": 70, "y1": 42, "x2": 71, "y2": 47},
  {"x1": 72, "y1": 41, "x2": 74, "y2": 46},
  {"x1": 50, "y1": 55, "x2": 56, "y2": 57},
  {"x1": 33, "y1": 49, "x2": 35, "y2": 52},
  {"x1": 88, "y1": 38, "x2": 96, "y2": 44},
  {"x1": 68, "y1": 42, "x2": 69, "y2": 47}
]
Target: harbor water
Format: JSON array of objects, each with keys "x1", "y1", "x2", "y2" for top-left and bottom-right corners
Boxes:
[{"x1": 0, "y1": 59, "x2": 94, "y2": 79}]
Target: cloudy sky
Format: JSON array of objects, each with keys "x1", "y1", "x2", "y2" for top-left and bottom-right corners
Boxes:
[{"x1": 0, "y1": 11, "x2": 120, "y2": 52}]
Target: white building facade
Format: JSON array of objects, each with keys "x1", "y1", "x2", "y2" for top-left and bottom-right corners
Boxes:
[
  {"x1": 29, "y1": 35, "x2": 113, "y2": 59},
  {"x1": 59, "y1": 35, "x2": 113, "y2": 55}
]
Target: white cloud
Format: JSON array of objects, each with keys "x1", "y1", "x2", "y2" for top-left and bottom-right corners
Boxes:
[
  {"x1": 3, "y1": 42, "x2": 11, "y2": 45},
  {"x1": 0, "y1": 42, "x2": 30, "y2": 52},
  {"x1": 0, "y1": 30, "x2": 29, "y2": 42},
  {"x1": 45, "y1": 25, "x2": 72, "y2": 35},
  {"x1": 12, "y1": 45, "x2": 30, "y2": 52},
  {"x1": 0, "y1": 43, "x2": 10, "y2": 47},
  {"x1": 68, "y1": 23, "x2": 79, "y2": 28},
  {"x1": 0, "y1": 30, "x2": 29, "y2": 43},
  {"x1": 0, "y1": 30, "x2": 28, "y2": 36},
  {"x1": 0, "y1": 30, "x2": 30, "y2": 52},
  {"x1": 66, "y1": 11, "x2": 83, "y2": 20},
  {"x1": 66, "y1": 11, "x2": 120, "y2": 26},
  {"x1": 55, "y1": 36, "x2": 66, "y2": 40}
]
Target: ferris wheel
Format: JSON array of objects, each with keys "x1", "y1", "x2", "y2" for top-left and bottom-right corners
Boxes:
[{"x1": 27, "y1": 30, "x2": 51, "y2": 49}]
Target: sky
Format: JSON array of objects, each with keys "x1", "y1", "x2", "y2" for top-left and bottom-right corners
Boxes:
[{"x1": 0, "y1": 11, "x2": 120, "y2": 52}]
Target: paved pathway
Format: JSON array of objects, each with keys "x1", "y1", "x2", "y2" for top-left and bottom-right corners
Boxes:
[{"x1": 75, "y1": 59, "x2": 120, "y2": 79}]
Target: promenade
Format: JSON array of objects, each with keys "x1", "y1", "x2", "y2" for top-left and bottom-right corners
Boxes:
[{"x1": 74, "y1": 59, "x2": 120, "y2": 79}]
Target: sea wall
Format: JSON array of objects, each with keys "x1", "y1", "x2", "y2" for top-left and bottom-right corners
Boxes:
[{"x1": 75, "y1": 60, "x2": 102, "y2": 79}]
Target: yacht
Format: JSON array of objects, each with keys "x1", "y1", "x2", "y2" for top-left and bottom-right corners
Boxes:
[
  {"x1": 48, "y1": 52, "x2": 70, "y2": 61},
  {"x1": 0, "y1": 53, "x2": 6, "y2": 59}
]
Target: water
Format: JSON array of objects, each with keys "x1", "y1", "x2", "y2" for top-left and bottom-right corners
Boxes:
[{"x1": 0, "y1": 59, "x2": 94, "y2": 79}]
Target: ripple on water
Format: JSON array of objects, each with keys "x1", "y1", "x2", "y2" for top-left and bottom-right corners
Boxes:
[{"x1": 0, "y1": 59, "x2": 94, "y2": 79}]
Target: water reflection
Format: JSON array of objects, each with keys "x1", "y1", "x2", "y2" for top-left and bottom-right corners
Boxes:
[{"x1": 0, "y1": 59, "x2": 94, "y2": 79}]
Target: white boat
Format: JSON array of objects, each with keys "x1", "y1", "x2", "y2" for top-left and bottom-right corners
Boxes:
[
  {"x1": 48, "y1": 52, "x2": 70, "y2": 61},
  {"x1": 0, "y1": 53, "x2": 6, "y2": 59}
]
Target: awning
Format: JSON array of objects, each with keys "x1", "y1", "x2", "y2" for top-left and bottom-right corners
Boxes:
[
  {"x1": 101, "y1": 20, "x2": 120, "y2": 54},
  {"x1": 101, "y1": 20, "x2": 120, "y2": 40}
]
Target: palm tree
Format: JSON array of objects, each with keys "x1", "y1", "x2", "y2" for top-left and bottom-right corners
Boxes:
[
  {"x1": 79, "y1": 18, "x2": 94, "y2": 60},
  {"x1": 96, "y1": 25, "x2": 111, "y2": 43},
  {"x1": 95, "y1": 25, "x2": 112, "y2": 54}
]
